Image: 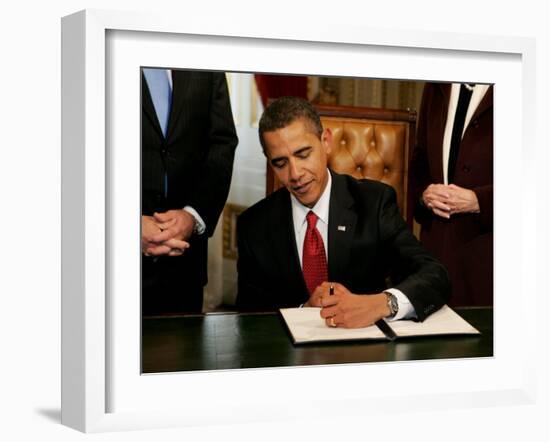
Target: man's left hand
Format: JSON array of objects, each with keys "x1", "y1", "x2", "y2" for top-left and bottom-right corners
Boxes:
[
  {"x1": 314, "y1": 282, "x2": 390, "y2": 328},
  {"x1": 445, "y1": 184, "x2": 480, "y2": 215},
  {"x1": 151, "y1": 209, "x2": 196, "y2": 243}
]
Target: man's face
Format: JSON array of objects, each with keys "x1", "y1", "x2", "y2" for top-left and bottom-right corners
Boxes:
[{"x1": 263, "y1": 118, "x2": 332, "y2": 208}]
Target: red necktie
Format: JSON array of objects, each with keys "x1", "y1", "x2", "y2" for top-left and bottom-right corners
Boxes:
[{"x1": 302, "y1": 211, "x2": 328, "y2": 295}]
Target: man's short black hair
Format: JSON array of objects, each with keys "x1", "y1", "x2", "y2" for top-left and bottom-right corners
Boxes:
[{"x1": 258, "y1": 96, "x2": 323, "y2": 153}]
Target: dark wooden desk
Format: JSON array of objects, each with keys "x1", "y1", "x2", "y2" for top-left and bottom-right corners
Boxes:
[{"x1": 142, "y1": 307, "x2": 493, "y2": 373}]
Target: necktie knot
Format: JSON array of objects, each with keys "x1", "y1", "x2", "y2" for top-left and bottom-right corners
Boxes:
[
  {"x1": 306, "y1": 211, "x2": 318, "y2": 229},
  {"x1": 460, "y1": 83, "x2": 474, "y2": 98}
]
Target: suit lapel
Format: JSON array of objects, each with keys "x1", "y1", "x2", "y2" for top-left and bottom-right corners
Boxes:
[
  {"x1": 327, "y1": 172, "x2": 357, "y2": 282},
  {"x1": 142, "y1": 72, "x2": 165, "y2": 139},
  {"x1": 469, "y1": 85, "x2": 493, "y2": 124},
  {"x1": 439, "y1": 82, "x2": 452, "y2": 106},
  {"x1": 270, "y1": 191, "x2": 308, "y2": 296},
  {"x1": 165, "y1": 70, "x2": 191, "y2": 140},
  {"x1": 278, "y1": 191, "x2": 307, "y2": 295}
]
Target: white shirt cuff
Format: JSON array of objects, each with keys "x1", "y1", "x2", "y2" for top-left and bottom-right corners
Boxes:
[
  {"x1": 183, "y1": 206, "x2": 206, "y2": 235},
  {"x1": 384, "y1": 288, "x2": 416, "y2": 321}
]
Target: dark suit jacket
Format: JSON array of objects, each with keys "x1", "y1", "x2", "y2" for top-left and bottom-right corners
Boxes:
[
  {"x1": 408, "y1": 83, "x2": 493, "y2": 306},
  {"x1": 142, "y1": 70, "x2": 238, "y2": 313},
  {"x1": 236, "y1": 172, "x2": 450, "y2": 321}
]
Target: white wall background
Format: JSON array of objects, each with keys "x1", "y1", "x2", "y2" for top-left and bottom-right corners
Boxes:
[{"x1": 0, "y1": 1, "x2": 548, "y2": 441}]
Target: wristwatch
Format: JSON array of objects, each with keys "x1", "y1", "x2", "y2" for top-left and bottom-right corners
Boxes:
[
  {"x1": 191, "y1": 214, "x2": 200, "y2": 235},
  {"x1": 182, "y1": 208, "x2": 199, "y2": 235},
  {"x1": 385, "y1": 292, "x2": 398, "y2": 318}
]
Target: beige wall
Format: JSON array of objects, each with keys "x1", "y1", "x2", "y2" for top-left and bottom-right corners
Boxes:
[{"x1": 309, "y1": 77, "x2": 425, "y2": 113}]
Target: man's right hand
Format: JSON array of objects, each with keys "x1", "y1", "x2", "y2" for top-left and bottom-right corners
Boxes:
[
  {"x1": 422, "y1": 184, "x2": 452, "y2": 219},
  {"x1": 141, "y1": 216, "x2": 189, "y2": 257},
  {"x1": 312, "y1": 282, "x2": 390, "y2": 328}
]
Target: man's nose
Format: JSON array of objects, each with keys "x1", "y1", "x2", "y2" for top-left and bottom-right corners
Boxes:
[{"x1": 288, "y1": 159, "x2": 302, "y2": 181}]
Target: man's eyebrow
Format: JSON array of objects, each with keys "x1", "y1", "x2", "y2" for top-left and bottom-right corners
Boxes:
[
  {"x1": 294, "y1": 146, "x2": 312, "y2": 156},
  {"x1": 270, "y1": 155, "x2": 287, "y2": 165},
  {"x1": 270, "y1": 146, "x2": 312, "y2": 165}
]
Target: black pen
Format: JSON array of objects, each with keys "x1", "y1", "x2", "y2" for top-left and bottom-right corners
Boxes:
[{"x1": 329, "y1": 284, "x2": 334, "y2": 296}]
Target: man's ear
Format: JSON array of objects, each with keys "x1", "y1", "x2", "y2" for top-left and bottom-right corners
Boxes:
[{"x1": 321, "y1": 128, "x2": 333, "y2": 155}]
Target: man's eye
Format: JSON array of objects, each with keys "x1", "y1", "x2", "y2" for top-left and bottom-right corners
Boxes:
[
  {"x1": 273, "y1": 161, "x2": 285, "y2": 169},
  {"x1": 296, "y1": 150, "x2": 311, "y2": 159}
]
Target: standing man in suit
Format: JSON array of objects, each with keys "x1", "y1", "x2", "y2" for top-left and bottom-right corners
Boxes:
[
  {"x1": 141, "y1": 68, "x2": 238, "y2": 315},
  {"x1": 408, "y1": 83, "x2": 493, "y2": 306},
  {"x1": 236, "y1": 96, "x2": 449, "y2": 328}
]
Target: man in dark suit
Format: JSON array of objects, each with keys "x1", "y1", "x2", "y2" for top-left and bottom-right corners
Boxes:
[
  {"x1": 408, "y1": 83, "x2": 493, "y2": 307},
  {"x1": 236, "y1": 96, "x2": 449, "y2": 328},
  {"x1": 141, "y1": 69, "x2": 238, "y2": 315}
]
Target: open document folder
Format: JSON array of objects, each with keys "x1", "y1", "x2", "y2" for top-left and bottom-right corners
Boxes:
[{"x1": 279, "y1": 305, "x2": 480, "y2": 344}]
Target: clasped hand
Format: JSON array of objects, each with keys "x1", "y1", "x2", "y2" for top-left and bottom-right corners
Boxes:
[
  {"x1": 306, "y1": 282, "x2": 389, "y2": 329},
  {"x1": 422, "y1": 183, "x2": 480, "y2": 219},
  {"x1": 141, "y1": 209, "x2": 195, "y2": 256}
]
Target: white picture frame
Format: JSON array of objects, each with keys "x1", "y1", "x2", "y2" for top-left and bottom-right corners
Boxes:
[{"x1": 61, "y1": 9, "x2": 537, "y2": 433}]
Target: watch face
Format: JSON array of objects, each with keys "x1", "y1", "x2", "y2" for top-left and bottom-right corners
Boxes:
[
  {"x1": 386, "y1": 293, "x2": 397, "y2": 317},
  {"x1": 391, "y1": 297, "x2": 398, "y2": 313},
  {"x1": 387, "y1": 294, "x2": 398, "y2": 316}
]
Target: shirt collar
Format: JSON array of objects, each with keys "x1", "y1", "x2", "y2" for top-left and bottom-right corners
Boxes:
[{"x1": 291, "y1": 170, "x2": 332, "y2": 234}]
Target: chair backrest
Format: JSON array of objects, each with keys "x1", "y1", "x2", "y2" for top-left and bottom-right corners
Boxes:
[{"x1": 266, "y1": 104, "x2": 417, "y2": 220}]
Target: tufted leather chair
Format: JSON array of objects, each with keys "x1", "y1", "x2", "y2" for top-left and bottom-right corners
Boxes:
[{"x1": 266, "y1": 104, "x2": 417, "y2": 220}]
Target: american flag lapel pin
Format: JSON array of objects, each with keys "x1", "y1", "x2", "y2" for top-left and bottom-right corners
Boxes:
[{"x1": 338, "y1": 225, "x2": 346, "y2": 232}]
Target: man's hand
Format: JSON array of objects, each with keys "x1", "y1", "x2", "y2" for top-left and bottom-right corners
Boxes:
[
  {"x1": 141, "y1": 215, "x2": 190, "y2": 257},
  {"x1": 304, "y1": 284, "x2": 325, "y2": 307},
  {"x1": 422, "y1": 184, "x2": 452, "y2": 219},
  {"x1": 151, "y1": 209, "x2": 196, "y2": 243},
  {"x1": 445, "y1": 184, "x2": 480, "y2": 215},
  {"x1": 314, "y1": 282, "x2": 390, "y2": 328},
  {"x1": 142, "y1": 215, "x2": 162, "y2": 253},
  {"x1": 422, "y1": 183, "x2": 480, "y2": 218}
]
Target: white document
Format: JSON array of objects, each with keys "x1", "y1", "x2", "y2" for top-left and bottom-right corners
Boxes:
[
  {"x1": 386, "y1": 305, "x2": 481, "y2": 337},
  {"x1": 279, "y1": 305, "x2": 480, "y2": 344},
  {"x1": 279, "y1": 307, "x2": 387, "y2": 343}
]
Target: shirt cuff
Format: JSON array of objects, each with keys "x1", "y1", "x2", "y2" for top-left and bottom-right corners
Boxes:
[
  {"x1": 384, "y1": 288, "x2": 416, "y2": 321},
  {"x1": 183, "y1": 206, "x2": 206, "y2": 235}
]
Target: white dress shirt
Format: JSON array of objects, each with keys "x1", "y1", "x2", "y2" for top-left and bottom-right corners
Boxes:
[{"x1": 290, "y1": 171, "x2": 415, "y2": 320}]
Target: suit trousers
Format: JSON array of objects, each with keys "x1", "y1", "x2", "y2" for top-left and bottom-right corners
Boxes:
[{"x1": 142, "y1": 254, "x2": 204, "y2": 315}]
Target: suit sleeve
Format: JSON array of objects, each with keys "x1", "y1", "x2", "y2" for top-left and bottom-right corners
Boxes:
[
  {"x1": 380, "y1": 185, "x2": 451, "y2": 321},
  {"x1": 408, "y1": 83, "x2": 436, "y2": 226},
  {"x1": 187, "y1": 73, "x2": 238, "y2": 236},
  {"x1": 472, "y1": 183, "x2": 493, "y2": 233}
]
